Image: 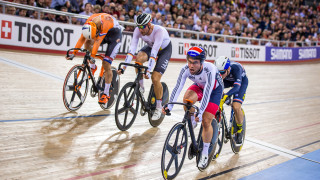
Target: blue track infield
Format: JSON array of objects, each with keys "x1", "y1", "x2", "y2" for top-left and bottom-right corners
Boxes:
[{"x1": 240, "y1": 149, "x2": 320, "y2": 180}]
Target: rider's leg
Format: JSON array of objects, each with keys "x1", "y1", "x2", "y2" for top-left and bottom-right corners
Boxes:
[
  {"x1": 201, "y1": 112, "x2": 214, "y2": 155},
  {"x1": 135, "y1": 51, "x2": 148, "y2": 90},
  {"x1": 151, "y1": 71, "x2": 163, "y2": 108},
  {"x1": 183, "y1": 89, "x2": 198, "y2": 128},
  {"x1": 102, "y1": 60, "x2": 112, "y2": 96},
  {"x1": 232, "y1": 101, "x2": 243, "y2": 132}
]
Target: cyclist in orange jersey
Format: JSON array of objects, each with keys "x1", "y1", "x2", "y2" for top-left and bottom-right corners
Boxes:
[{"x1": 66, "y1": 13, "x2": 123, "y2": 104}]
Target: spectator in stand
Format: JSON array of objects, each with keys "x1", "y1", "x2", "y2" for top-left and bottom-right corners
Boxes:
[
  {"x1": 56, "y1": 6, "x2": 69, "y2": 23},
  {"x1": 158, "y1": 2, "x2": 166, "y2": 15},
  {"x1": 93, "y1": 4, "x2": 101, "y2": 14},
  {"x1": 79, "y1": 2, "x2": 92, "y2": 25},
  {"x1": 71, "y1": 16, "x2": 80, "y2": 25},
  {"x1": 44, "y1": 13, "x2": 56, "y2": 21},
  {"x1": 17, "y1": 9, "x2": 27, "y2": 17},
  {"x1": 96, "y1": 0, "x2": 105, "y2": 7},
  {"x1": 6, "y1": 6, "x2": 16, "y2": 15},
  {"x1": 50, "y1": 0, "x2": 68, "y2": 10}
]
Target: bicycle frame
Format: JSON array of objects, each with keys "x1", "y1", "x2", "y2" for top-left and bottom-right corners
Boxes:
[
  {"x1": 220, "y1": 104, "x2": 235, "y2": 140},
  {"x1": 66, "y1": 48, "x2": 104, "y2": 93},
  {"x1": 164, "y1": 102, "x2": 201, "y2": 154},
  {"x1": 118, "y1": 62, "x2": 150, "y2": 111}
]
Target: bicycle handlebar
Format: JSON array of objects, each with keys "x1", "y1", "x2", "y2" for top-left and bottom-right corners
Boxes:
[
  {"x1": 163, "y1": 102, "x2": 200, "y2": 117},
  {"x1": 66, "y1": 48, "x2": 103, "y2": 60},
  {"x1": 118, "y1": 62, "x2": 148, "y2": 74}
]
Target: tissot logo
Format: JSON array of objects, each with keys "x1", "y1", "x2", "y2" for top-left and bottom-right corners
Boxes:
[
  {"x1": 1, "y1": 20, "x2": 12, "y2": 39},
  {"x1": 231, "y1": 47, "x2": 260, "y2": 59}
]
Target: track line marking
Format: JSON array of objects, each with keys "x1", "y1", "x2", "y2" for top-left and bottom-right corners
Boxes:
[{"x1": 0, "y1": 57, "x2": 64, "y2": 82}]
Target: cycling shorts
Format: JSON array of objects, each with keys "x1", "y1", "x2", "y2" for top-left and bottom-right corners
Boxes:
[
  {"x1": 139, "y1": 41, "x2": 172, "y2": 74},
  {"x1": 187, "y1": 83, "x2": 223, "y2": 115},
  {"x1": 101, "y1": 27, "x2": 122, "y2": 59}
]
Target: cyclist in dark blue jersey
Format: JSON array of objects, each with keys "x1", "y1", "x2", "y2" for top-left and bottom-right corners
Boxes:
[{"x1": 214, "y1": 56, "x2": 248, "y2": 145}]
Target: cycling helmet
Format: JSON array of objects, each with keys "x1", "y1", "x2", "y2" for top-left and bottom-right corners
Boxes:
[
  {"x1": 214, "y1": 56, "x2": 230, "y2": 71},
  {"x1": 136, "y1": 13, "x2": 152, "y2": 26},
  {"x1": 187, "y1": 46, "x2": 206, "y2": 63},
  {"x1": 82, "y1": 21, "x2": 97, "y2": 40}
]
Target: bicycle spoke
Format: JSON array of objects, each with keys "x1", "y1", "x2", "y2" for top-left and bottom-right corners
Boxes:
[
  {"x1": 73, "y1": 71, "x2": 78, "y2": 85},
  {"x1": 129, "y1": 107, "x2": 136, "y2": 114},
  {"x1": 166, "y1": 144, "x2": 174, "y2": 154},
  {"x1": 166, "y1": 153, "x2": 177, "y2": 172},
  {"x1": 118, "y1": 106, "x2": 128, "y2": 114},
  {"x1": 174, "y1": 155, "x2": 179, "y2": 171},
  {"x1": 124, "y1": 109, "x2": 128, "y2": 126},
  {"x1": 65, "y1": 85, "x2": 75, "y2": 91},
  {"x1": 76, "y1": 91, "x2": 85, "y2": 103}
]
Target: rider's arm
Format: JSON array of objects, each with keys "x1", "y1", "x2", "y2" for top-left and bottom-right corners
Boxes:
[
  {"x1": 90, "y1": 35, "x2": 105, "y2": 58},
  {"x1": 124, "y1": 28, "x2": 141, "y2": 64},
  {"x1": 198, "y1": 71, "x2": 215, "y2": 117},
  {"x1": 72, "y1": 34, "x2": 86, "y2": 55},
  {"x1": 167, "y1": 66, "x2": 189, "y2": 111},
  {"x1": 147, "y1": 29, "x2": 163, "y2": 72},
  {"x1": 226, "y1": 66, "x2": 242, "y2": 96}
]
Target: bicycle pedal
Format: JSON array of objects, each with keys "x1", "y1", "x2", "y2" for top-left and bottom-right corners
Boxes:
[{"x1": 140, "y1": 107, "x2": 147, "y2": 116}]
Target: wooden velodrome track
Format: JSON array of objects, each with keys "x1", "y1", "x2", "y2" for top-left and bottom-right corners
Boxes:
[{"x1": 0, "y1": 49, "x2": 320, "y2": 180}]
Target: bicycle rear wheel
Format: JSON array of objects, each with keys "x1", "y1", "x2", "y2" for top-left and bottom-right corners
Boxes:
[
  {"x1": 161, "y1": 123, "x2": 188, "y2": 180},
  {"x1": 62, "y1": 65, "x2": 89, "y2": 111},
  {"x1": 99, "y1": 66, "x2": 120, "y2": 110},
  {"x1": 148, "y1": 82, "x2": 169, "y2": 127},
  {"x1": 114, "y1": 82, "x2": 139, "y2": 131},
  {"x1": 230, "y1": 109, "x2": 246, "y2": 154}
]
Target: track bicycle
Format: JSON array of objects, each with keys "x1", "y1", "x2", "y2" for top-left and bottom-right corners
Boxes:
[
  {"x1": 63, "y1": 48, "x2": 120, "y2": 111},
  {"x1": 114, "y1": 62, "x2": 169, "y2": 131},
  {"x1": 213, "y1": 97, "x2": 246, "y2": 158},
  {"x1": 161, "y1": 100, "x2": 219, "y2": 179}
]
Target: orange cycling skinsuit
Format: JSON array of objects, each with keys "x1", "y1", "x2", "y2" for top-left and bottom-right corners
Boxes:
[{"x1": 72, "y1": 13, "x2": 123, "y2": 104}]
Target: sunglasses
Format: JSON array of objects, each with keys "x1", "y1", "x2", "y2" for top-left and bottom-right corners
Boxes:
[
  {"x1": 219, "y1": 70, "x2": 226, "y2": 75},
  {"x1": 138, "y1": 25, "x2": 147, "y2": 29}
]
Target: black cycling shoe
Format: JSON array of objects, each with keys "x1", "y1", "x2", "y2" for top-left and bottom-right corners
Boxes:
[{"x1": 236, "y1": 131, "x2": 243, "y2": 145}]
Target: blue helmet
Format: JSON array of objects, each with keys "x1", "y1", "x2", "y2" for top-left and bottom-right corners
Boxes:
[{"x1": 187, "y1": 46, "x2": 206, "y2": 63}]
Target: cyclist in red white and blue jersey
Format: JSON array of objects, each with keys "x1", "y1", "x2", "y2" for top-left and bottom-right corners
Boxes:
[
  {"x1": 163, "y1": 46, "x2": 224, "y2": 169},
  {"x1": 214, "y1": 56, "x2": 248, "y2": 145}
]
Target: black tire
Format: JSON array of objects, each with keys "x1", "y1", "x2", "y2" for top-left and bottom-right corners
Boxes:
[
  {"x1": 99, "y1": 66, "x2": 120, "y2": 110},
  {"x1": 62, "y1": 65, "x2": 89, "y2": 111},
  {"x1": 197, "y1": 119, "x2": 218, "y2": 171},
  {"x1": 230, "y1": 109, "x2": 246, "y2": 154},
  {"x1": 148, "y1": 82, "x2": 169, "y2": 127},
  {"x1": 213, "y1": 112, "x2": 225, "y2": 160},
  {"x1": 161, "y1": 123, "x2": 188, "y2": 180},
  {"x1": 114, "y1": 82, "x2": 139, "y2": 131}
]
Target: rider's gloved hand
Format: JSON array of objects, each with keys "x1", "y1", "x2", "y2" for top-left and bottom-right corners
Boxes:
[
  {"x1": 89, "y1": 56, "x2": 95, "y2": 64},
  {"x1": 162, "y1": 107, "x2": 171, "y2": 115},
  {"x1": 219, "y1": 94, "x2": 229, "y2": 109},
  {"x1": 66, "y1": 54, "x2": 75, "y2": 60},
  {"x1": 144, "y1": 71, "x2": 151, "y2": 79},
  {"x1": 195, "y1": 113, "x2": 203, "y2": 122}
]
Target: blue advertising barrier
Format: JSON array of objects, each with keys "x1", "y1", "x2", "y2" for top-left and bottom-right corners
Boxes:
[{"x1": 266, "y1": 47, "x2": 320, "y2": 62}]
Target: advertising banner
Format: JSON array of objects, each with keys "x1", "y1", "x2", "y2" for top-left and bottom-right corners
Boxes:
[
  {"x1": 171, "y1": 38, "x2": 265, "y2": 62},
  {"x1": 266, "y1": 47, "x2": 320, "y2": 61}
]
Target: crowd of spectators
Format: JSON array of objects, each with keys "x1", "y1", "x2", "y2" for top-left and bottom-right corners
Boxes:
[{"x1": 2, "y1": 0, "x2": 320, "y2": 46}]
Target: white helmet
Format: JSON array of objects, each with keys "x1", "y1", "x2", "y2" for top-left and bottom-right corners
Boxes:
[
  {"x1": 214, "y1": 56, "x2": 230, "y2": 71},
  {"x1": 82, "y1": 21, "x2": 97, "y2": 40}
]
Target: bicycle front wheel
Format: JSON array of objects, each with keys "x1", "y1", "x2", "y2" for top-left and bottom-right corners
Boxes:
[
  {"x1": 161, "y1": 123, "x2": 188, "y2": 180},
  {"x1": 114, "y1": 82, "x2": 139, "y2": 131},
  {"x1": 62, "y1": 65, "x2": 89, "y2": 111}
]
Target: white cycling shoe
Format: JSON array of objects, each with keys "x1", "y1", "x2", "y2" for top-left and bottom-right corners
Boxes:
[
  {"x1": 151, "y1": 108, "x2": 162, "y2": 120},
  {"x1": 198, "y1": 154, "x2": 208, "y2": 169}
]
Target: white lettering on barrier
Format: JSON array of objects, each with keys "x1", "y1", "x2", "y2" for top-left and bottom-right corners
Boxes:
[
  {"x1": 271, "y1": 49, "x2": 292, "y2": 60},
  {"x1": 299, "y1": 48, "x2": 317, "y2": 59}
]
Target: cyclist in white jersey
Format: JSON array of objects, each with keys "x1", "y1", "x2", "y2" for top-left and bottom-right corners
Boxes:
[
  {"x1": 118, "y1": 13, "x2": 172, "y2": 121},
  {"x1": 163, "y1": 46, "x2": 224, "y2": 168}
]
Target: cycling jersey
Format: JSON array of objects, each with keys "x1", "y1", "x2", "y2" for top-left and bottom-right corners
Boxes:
[
  {"x1": 168, "y1": 62, "x2": 224, "y2": 116},
  {"x1": 224, "y1": 61, "x2": 248, "y2": 104},
  {"x1": 73, "y1": 13, "x2": 122, "y2": 59},
  {"x1": 124, "y1": 25, "x2": 171, "y2": 70}
]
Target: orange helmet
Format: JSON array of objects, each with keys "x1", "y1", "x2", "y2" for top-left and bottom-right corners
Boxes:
[{"x1": 82, "y1": 21, "x2": 97, "y2": 40}]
